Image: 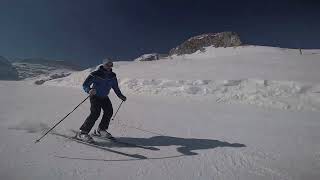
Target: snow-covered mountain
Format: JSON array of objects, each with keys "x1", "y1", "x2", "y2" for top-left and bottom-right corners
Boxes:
[
  {"x1": 0, "y1": 56, "x2": 19, "y2": 80},
  {"x1": 9, "y1": 58, "x2": 84, "y2": 84}
]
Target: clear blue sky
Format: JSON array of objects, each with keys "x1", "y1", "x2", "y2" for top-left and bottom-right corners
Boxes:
[{"x1": 0, "y1": 0, "x2": 319, "y2": 66}]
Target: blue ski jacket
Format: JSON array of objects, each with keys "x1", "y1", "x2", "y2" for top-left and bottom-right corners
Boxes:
[{"x1": 82, "y1": 66, "x2": 125, "y2": 98}]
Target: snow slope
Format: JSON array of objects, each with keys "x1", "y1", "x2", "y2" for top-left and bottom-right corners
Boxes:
[
  {"x1": 1, "y1": 46, "x2": 320, "y2": 180},
  {"x1": 47, "y1": 46, "x2": 320, "y2": 111}
]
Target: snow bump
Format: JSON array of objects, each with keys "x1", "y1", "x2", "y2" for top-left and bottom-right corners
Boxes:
[{"x1": 119, "y1": 78, "x2": 320, "y2": 111}]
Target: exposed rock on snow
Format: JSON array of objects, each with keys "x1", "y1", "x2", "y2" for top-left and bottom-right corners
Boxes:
[
  {"x1": 134, "y1": 53, "x2": 159, "y2": 61},
  {"x1": 34, "y1": 73, "x2": 71, "y2": 85},
  {"x1": 0, "y1": 56, "x2": 19, "y2": 80},
  {"x1": 169, "y1": 32, "x2": 242, "y2": 55},
  {"x1": 44, "y1": 66, "x2": 98, "y2": 87}
]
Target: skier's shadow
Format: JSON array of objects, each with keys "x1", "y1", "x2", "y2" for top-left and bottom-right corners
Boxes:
[{"x1": 99, "y1": 136, "x2": 246, "y2": 156}]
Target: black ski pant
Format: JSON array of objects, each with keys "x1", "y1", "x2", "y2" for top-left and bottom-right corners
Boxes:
[{"x1": 80, "y1": 96, "x2": 113, "y2": 133}]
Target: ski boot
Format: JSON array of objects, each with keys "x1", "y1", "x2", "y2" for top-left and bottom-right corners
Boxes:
[
  {"x1": 93, "y1": 128, "x2": 115, "y2": 141},
  {"x1": 76, "y1": 131, "x2": 94, "y2": 143}
]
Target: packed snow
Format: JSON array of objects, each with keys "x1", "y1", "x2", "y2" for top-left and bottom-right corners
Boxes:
[
  {"x1": 1, "y1": 46, "x2": 320, "y2": 180},
  {"x1": 47, "y1": 46, "x2": 320, "y2": 111}
]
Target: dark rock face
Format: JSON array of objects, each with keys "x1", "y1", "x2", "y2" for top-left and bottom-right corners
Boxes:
[
  {"x1": 169, "y1": 32, "x2": 242, "y2": 55},
  {"x1": 34, "y1": 79, "x2": 46, "y2": 85},
  {"x1": 134, "y1": 53, "x2": 169, "y2": 62},
  {"x1": 135, "y1": 53, "x2": 160, "y2": 61},
  {"x1": 34, "y1": 73, "x2": 71, "y2": 85},
  {"x1": 0, "y1": 56, "x2": 19, "y2": 80}
]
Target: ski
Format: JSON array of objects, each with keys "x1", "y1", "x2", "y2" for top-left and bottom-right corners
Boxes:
[
  {"x1": 51, "y1": 132, "x2": 147, "y2": 159},
  {"x1": 91, "y1": 134, "x2": 159, "y2": 151}
]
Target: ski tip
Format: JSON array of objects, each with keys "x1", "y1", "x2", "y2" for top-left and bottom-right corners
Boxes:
[
  {"x1": 34, "y1": 139, "x2": 40, "y2": 143},
  {"x1": 133, "y1": 154, "x2": 148, "y2": 159},
  {"x1": 148, "y1": 147, "x2": 160, "y2": 151}
]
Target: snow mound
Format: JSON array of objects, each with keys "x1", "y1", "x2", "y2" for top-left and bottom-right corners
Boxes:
[
  {"x1": 120, "y1": 78, "x2": 320, "y2": 111},
  {"x1": 44, "y1": 45, "x2": 320, "y2": 111},
  {"x1": 45, "y1": 70, "x2": 320, "y2": 111}
]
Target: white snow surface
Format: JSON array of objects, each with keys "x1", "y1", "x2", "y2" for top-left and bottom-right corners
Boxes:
[
  {"x1": 1, "y1": 46, "x2": 320, "y2": 180},
  {"x1": 47, "y1": 46, "x2": 320, "y2": 111}
]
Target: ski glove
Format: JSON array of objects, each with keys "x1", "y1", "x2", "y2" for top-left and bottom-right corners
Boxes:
[
  {"x1": 89, "y1": 89, "x2": 96, "y2": 96},
  {"x1": 119, "y1": 95, "x2": 127, "y2": 102}
]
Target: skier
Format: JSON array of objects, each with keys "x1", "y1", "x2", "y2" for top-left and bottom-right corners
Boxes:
[{"x1": 77, "y1": 60, "x2": 127, "y2": 142}]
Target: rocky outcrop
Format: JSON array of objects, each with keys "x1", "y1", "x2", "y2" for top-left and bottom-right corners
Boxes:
[
  {"x1": 169, "y1": 32, "x2": 242, "y2": 55},
  {"x1": 34, "y1": 72, "x2": 71, "y2": 85},
  {"x1": 0, "y1": 56, "x2": 19, "y2": 80},
  {"x1": 134, "y1": 53, "x2": 169, "y2": 62},
  {"x1": 134, "y1": 53, "x2": 160, "y2": 61}
]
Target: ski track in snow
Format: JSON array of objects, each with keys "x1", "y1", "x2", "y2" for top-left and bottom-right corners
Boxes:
[
  {"x1": 0, "y1": 81, "x2": 318, "y2": 180},
  {"x1": 51, "y1": 144, "x2": 289, "y2": 180},
  {"x1": 207, "y1": 149, "x2": 290, "y2": 180},
  {"x1": 5, "y1": 124, "x2": 288, "y2": 180},
  {"x1": 8, "y1": 121, "x2": 50, "y2": 133}
]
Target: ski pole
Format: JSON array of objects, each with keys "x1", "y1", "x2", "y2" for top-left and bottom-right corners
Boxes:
[
  {"x1": 34, "y1": 95, "x2": 90, "y2": 143},
  {"x1": 112, "y1": 100, "x2": 124, "y2": 121}
]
